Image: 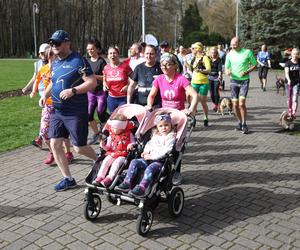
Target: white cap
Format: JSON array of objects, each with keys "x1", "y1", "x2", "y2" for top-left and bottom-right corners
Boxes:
[{"x1": 39, "y1": 43, "x2": 50, "y2": 53}]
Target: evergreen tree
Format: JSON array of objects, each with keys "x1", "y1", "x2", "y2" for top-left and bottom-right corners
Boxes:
[
  {"x1": 239, "y1": 0, "x2": 300, "y2": 65},
  {"x1": 181, "y1": 2, "x2": 203, "y2": 40},
  {"x1": 180, "y1": 1, "x2": 225, "y2": 47}
]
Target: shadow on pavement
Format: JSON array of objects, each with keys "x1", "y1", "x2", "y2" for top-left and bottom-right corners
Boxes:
[
  {"x1": 148, "y1": 186, "x2": 300, "y2": 238},
  {"x1": 0, "y1": 205, "x2": 59, "y2": 218},
  {"x1": 182, "y1": 169, "x2": 300, "y2": 188},
  {"x1": 182, "y1": 152, "x2": 298, "y2": 165}
]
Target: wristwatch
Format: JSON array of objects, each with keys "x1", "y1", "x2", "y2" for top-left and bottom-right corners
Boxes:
[{"x1": 71, "y1": 87, "x2": 77, "y2": 95}]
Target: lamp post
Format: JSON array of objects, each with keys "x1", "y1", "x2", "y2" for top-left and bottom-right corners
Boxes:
[
  {"x1": 32, "y1": 3, "x2": 39, "y2": 57},
  {"x1": 174, "y1": 13, "x2": 178, "y2": 49},
  {"x1": 235, "y1": 0, "x2": 239, "y2": 37},
  {"x1": 141, "y1": 0, "x2": 145, "y2": 42}
]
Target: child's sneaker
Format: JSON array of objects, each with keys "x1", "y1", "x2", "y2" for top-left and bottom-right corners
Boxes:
[
  {"x1": 129, "y1": 185, "x2": 145, "y2": 197},
  {"x1": 92, "y1": 176, "x2": 103, "y2": 185},
  {"x1": 43, "y1": 152, "x2": 55, "y2": 165},
  {"x1": 65, "y1": 152, "x2": 74, "y2": 163},
  {"x1": 100, "y1": 177, "x2": 112, "y2": 187},
  {"x1": 32, "y1": 137, "x2": 42, "y2": 149},
  {"x1": 115, "y1": 182, "x2": 130, "y2": 192},
  {"x1": 54, "y1": 177, "x2": 77, "y2": 192}
]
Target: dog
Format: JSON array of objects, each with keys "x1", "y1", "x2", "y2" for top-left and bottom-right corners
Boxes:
[
  {"x1": 279, "y1": 111, "x2": 295, "y2": 130},
  {"x1": 275, "y1": 75, "x2": 285, "y2": 95},
  {"x1": 218, "y1": 97, "x2": 233, "y2": 115}
]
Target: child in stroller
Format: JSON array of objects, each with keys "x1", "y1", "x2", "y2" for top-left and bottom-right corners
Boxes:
[
  {"x1": 115, "y1": 112, "x2": 176, "y2": 197},
  {"x1": 83, "y1": 106, "x2": 196, "y2": 236},
  {"x1": 92, "y1": 113, "x2": 135, "y2": 187}
]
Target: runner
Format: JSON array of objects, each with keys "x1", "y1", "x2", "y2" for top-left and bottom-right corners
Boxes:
[
  {"x1": 284, "y1": 48, "x2": 300, "y2": 119},
  {"x1": 190, "y1": 42, "x2": 211, "y2": 127},
  {"x1": 128, "y1": 42, "x2": 145, "y2": 70},
  {"x1": 86, "y1": 38, "x2": 108, "y2": 145},
  {"x1": 146, "y1": 52, "x2": 198, "y2": 185},
  {"x1": 127, "y1": 44, "x2": 162, "y2": 106},
  {"x1": 208, "y1": 46, "x2": 223, "y2": 112},
  {"x1": 103, "y1": 46, "x2": 133, "y2": 113},
  {"x1": 257, "y1": 44, "x2": 271, "y2": 91},
  {"x1": 225, "y1": 37, "x2": 256, "y2": 134},
  {"x1": 45, "y1": 30, "x2": 98, "y2": 191},
  {"x1": 22, "y1": 43, "x2": 50, "y2": 148}
]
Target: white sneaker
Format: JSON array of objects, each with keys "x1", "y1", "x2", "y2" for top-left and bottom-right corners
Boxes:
[{"x1": 172, "y1": 172, "x2": 182, "y2": 185}]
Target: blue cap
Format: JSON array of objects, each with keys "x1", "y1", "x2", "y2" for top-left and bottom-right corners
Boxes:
[{"x1": 49, "y1": 30, "x2": 70, "y2": 43}]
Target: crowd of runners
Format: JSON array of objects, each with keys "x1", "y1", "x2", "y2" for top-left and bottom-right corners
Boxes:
[{"x1": 22, "y1": 29, "x2": 300, "y2": 191}]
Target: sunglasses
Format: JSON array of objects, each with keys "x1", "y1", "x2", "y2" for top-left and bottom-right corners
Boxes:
[
  {"x1": 160, "y1": 63, "x2": 175, "y2": 68},
  {"x1": 50, "y1": 41, "x2": 62, "y2": 47}
]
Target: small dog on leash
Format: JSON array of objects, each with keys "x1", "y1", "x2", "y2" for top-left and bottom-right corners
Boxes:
[
  {"x1": 218, "y1": 97, "x2": 233, "y2": 115},
  {"x1": 279, "y1": 111, "x2": 295, "y2": 130},
  {"x1": 275, "y1": 76, "x2": 285, "y2": 95}
]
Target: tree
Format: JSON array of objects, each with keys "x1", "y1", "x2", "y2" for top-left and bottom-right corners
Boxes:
[
  {"x1": 239, "y1": 0, "x2": 300, "y2": 65},
  {"x1": 198, "y1": 0, "x2": 236, "y2": 40},
  {"x1": 181, "y1": 2, "x2": 204, "y2": 40}
]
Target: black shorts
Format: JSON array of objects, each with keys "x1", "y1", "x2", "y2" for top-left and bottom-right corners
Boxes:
[
  {"x1": 258, "y1": 66, "x2": 269, "y2": 79},
  {"x1": 49, "y1": 110, "x2": 89, "y2": 147}
]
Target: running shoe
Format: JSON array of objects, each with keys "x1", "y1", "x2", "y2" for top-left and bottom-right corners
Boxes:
[
  {"x1": 241, "y1": 123, "x2": 249, "y2": 134},
  {"x1": 172, "y1": 172, "x2": 182, "y2": 185},
  {"x1": 32, "y1": 137, "x2": 42, "y2": 149},
  {"x1": 65, "y1": 152, "x2": 74, "y2": 163},
  {"x1": 204, "y1": 119, "x2": 209, "y2": 127},
  {"x1": 43, "y1": 152, "x2": 55, "y2": 165},
  {"x1": 54, "y1": 177, "x2": 77, "y2": 192},
  {"x1": 88, "y1": 133, "x2": 100, "y2": 145},
  {"x1": 235, "y1": 123, "x2": 242, "y2": 131}
]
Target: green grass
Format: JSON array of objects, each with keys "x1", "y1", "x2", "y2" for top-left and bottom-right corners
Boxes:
[
  {"x1": 0, "y1": 95, "x2": 41, "y2": 152},
  {"x1": 0, "y1": 59, "x2": 37, "y2": 92}
]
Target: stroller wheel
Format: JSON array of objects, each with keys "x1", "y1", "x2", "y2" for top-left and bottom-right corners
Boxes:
[
  {"x1": 136, "y1": 207, "x2": 153, "y2": 236},
  {"x1": 83, "y1": 194, "x2": 101, "y2": 221},
  {"x1": 168, "y1": 187, "x2": 184, "y2": 218}
]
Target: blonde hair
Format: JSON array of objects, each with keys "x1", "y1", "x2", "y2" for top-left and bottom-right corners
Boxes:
[
  {"x1": 110, "y1": 113, "x2": 128, "y2": 121},
  {"x1": 192, "y1": 42, "x2": 204, "y2": 52},
  {"x1": 291, "y1": 48, "x2": 300, "y2": 58}
]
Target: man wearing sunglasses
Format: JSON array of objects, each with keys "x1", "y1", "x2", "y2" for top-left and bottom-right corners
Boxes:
[{"x1": 44, "y1": 30, "x2": 98, "y2": 191}]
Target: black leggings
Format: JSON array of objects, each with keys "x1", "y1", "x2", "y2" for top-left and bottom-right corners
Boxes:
[{"x1": 209, "y1": 79, "x2": 220, "y2": 106}]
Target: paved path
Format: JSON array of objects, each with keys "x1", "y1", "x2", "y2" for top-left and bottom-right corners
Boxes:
[{"x1": 0, "y1": 71, "x2": 299, "y2": 250}]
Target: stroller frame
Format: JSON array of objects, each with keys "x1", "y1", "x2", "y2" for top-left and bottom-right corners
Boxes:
[{"x1": 83, "y1": 106, "x2": 196, "y2": 236}]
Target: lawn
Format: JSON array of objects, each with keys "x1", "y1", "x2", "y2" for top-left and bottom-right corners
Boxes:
[
  {"x1": 0, "y1": 59, "x2": 41, "y2": 152},
  {"x1": 0, "y1": 59, "x2": 36, "y2": 92},
  {"x1": 0, "y1": 95, "x2": 41, "y2": 152}
]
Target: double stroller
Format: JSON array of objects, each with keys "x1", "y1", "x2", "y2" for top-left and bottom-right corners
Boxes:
[{"x1": 83, "y1": 104, "x2": 196, "y2": 235}]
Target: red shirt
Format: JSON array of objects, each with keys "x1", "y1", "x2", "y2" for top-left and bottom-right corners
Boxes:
[{"x1": 103, "y1": 62, "x2": 132, "y2": 97}]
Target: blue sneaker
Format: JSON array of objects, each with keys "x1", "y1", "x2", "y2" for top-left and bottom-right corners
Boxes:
[
  {"x1": 54, "y1": 177, "x2": 77, "y2": 192},
  {"x1": 129, "y1": 185, "x2": 145, "y2": 197}
]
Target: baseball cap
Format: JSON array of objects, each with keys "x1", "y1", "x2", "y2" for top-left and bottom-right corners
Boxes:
[
  {"x1": 48, "y1": 30, "x2": 70, "y2": 43},
  {"x1": 160, "y1": 41, "x2": 169, "y2": 47},
  {"x1": 39, "y1": 43, "x2": 50, "y2": 53}
]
